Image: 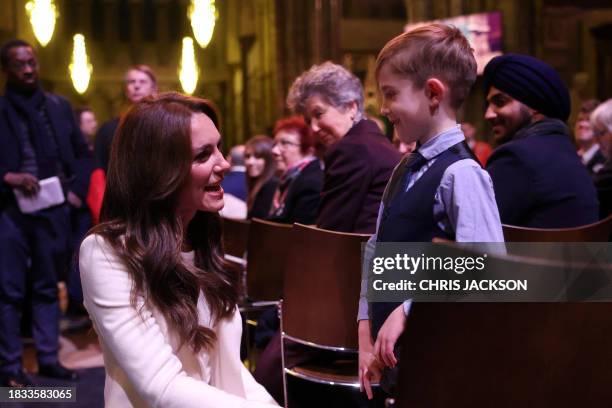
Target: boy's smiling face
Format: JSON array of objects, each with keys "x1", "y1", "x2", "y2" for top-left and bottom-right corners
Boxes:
[{"x1": 378, "y1": 64, "x2": 431, "y2": 145}]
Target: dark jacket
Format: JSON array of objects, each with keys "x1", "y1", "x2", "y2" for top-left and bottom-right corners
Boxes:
[
  {"x1": 486, "y1": 118, "x2": 599, "y2": 228},
  {"x1": 267, "y1": 160, "x2": 323, "y2": 225},
  {"x1": 585, "y1": 147, "x2": 606, "y2": 177},
  {"x1": 316, "y1": 119, "x2": 401, "y2": 234},
  {"x1": 94, "y1": 117, "x2": 119, "y2": 172},
  {"x1": 248, "y1": 177, "x2": 278, "y2": 219},
  {"x1": 221, "y1": 169, "x2": 247, "y2": 202},
  {"x1": 594, "y1": 161, "x2": 612, "y2": 220},
  {"x1": 0, "y1": 92, "x2": 92, "y2": 206}
]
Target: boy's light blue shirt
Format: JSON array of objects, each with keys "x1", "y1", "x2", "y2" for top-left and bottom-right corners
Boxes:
[{"x1": 358, "y1": 125, "x2": 504, "y2": 320}]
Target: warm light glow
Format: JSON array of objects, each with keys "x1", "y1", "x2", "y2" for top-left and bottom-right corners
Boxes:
[
  {"x1": 69, "y1": 34, "x2": 92, "y2": 94},
  {"x1": 25, "y1": 0, "x2": 58, "y2": 47},
  {"x1": 189, "y1": 0, "x2": 217, "y2": 48},
  {"x1": 179, "y1": 37, "x2": 199, "y2": 95}
]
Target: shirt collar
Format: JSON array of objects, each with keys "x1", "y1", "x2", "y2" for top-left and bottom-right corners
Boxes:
[
  {"x1": 581, "y1": 144, "x2": 600, "y2": 164},
  {"x1": 418, "y1": 124, "x2": 465, "y2": 160}
]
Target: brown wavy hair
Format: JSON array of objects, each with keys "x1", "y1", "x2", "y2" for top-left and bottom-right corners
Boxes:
[
  {"x1": 90, "y1": 92, "x2": 239, "y2": 352},
  {"x1": 245, "y1": 135, "x2": 276, "y2": 212}
]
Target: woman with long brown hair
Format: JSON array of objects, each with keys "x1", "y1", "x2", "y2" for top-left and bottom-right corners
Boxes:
[
  {"x1": 79, "y1": 92, "x2": 278, "y2": 407},
  {"x1": 244, "y1": 135, "x2": 278, "y2": 219}
]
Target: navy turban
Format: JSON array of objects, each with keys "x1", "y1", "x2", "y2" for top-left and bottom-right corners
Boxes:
[{"x1": 483, "y1": 53, "x2": 570, "y2": 122}]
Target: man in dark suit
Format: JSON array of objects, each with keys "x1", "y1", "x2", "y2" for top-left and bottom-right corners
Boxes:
[
  {"x1": 483, "y1": 54, "x2": 599, "y2": 228},
  {"x1": 0, "y1": 39, "x2": 91, "y2": 386}
]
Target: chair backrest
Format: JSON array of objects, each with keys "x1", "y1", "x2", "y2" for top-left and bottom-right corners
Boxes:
[
  {"x1": 397, "y1": 302, "x2": 612, "y2": 407},
  {"x1": 246, "y1": 218, "x2": 293, "y2": 301},
  {"x1": 281, "y1": 223, "x2": 371, "y2": 350},
  {"x1": 222, "y1": 217, "x2": 250, "y2": 258},
  {"x1": 396, "y1": 245, "x2": 612, "y2": 407},
  {"x1": 503, "y1": 214, "x2": 612, "y2": 242}
]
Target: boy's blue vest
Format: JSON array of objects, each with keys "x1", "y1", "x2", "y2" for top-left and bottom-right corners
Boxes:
[{"x1": 370, "y1": 141, "x2": 476, "y2": 339}]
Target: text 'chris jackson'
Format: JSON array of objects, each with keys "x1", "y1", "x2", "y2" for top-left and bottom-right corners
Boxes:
[{"x1": 372, "y1": 279, "x2": 528, "y2": 292}]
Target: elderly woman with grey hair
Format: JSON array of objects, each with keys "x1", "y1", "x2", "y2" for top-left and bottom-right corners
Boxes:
[
  {"x1": 591, "y1": 99, "x2": 612, "y2": 218},
  {"x1": 287, "y1": 61, "x2": 401, "y2": 233}
]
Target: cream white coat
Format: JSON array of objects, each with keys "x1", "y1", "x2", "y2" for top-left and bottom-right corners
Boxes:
[{"x1": 79, "y1": 235, "x2": 279, "y2": 408}]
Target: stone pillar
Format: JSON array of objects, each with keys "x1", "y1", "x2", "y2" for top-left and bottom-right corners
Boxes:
[
  {"x1": 239, "y1": 34, "x2": 256, "y2": 141},
  {"x1": 274, "y1": 0, "x2": 342, "y2": 116}
]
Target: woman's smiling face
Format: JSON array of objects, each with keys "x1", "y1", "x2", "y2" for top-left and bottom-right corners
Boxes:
[{"x1": 177, "y1": 113, "x2": 230, "y2": 218}]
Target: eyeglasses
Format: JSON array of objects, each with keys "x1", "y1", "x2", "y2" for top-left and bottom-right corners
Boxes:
[{"x1": 273, "y1": 139, "x2": 301, "y2": 149}]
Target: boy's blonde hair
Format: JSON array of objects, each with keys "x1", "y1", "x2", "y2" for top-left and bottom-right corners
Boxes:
[{"x1": 376, "y1": 23, "x2": 477, "y2": 109}]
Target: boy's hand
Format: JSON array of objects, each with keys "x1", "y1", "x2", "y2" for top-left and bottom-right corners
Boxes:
[
  {"x1": 374, "y1": 304, "x2": 406, "y2": 368},
  {"x1": 359, "y1": 350, "x2": 382, "y2": 400},
  {"x1": 358, "y1": 319, "x2": 381, "y2": 400}
]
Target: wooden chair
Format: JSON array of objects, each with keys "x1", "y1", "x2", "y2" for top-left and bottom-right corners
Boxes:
[
  {"x1": 396, "y1": 302, "x2": 612, "y2": 407},
  {"x1": 503, "y1": 214, "x2": 612, "y2": 242},
  {"x1": 221, "y1": 217, "x2": 250, "y2": 261},
  {"x1": 395, "y1": 243, "x2": 612, "y2": 408},
  {"x1": 239, "y1": 219, "x2": 292, "y2": 371},
  {"x1": 280, "y1": 224, "x2": 371, "y2": 402},
  {"x1": 245, "y1": 218, "x2": 293, "y2": 303}
]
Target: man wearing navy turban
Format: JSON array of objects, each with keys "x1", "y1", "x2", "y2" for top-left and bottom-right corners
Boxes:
[{"x1": 483, "y1": 53, "x2": 599, "y2": 228}]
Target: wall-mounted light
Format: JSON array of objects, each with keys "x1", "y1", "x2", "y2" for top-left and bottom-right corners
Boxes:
[
  {"x1": 189, "y1": 0, "x2": 217, "y2": 48},
  {"x1": 69, "y1": 34, "x2": 92, "y2": 94},
  {"x1": 25, "y1": 0, "x2": 58, "y2": 47},
  {"x1": 179, "y1": 37, "x2": 198, "y2": 95}
]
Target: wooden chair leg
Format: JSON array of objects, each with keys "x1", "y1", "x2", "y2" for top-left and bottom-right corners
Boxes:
[{"x1": 279, "y1": 301, "x2": 288, "y2": 408}]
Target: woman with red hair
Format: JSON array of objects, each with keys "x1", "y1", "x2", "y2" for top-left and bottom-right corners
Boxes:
[{"x1": 267, "y1": 116, "x2": 323, "y2": 224}]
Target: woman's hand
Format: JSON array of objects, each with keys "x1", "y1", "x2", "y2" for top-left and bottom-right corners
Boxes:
[{"x1": 373, "y1": 304, "x2": 406, "y2": 368}]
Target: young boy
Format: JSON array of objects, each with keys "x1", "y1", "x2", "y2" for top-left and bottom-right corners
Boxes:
[{"x1": 358, "y1": 23, "x2": 504, "y2": 398}]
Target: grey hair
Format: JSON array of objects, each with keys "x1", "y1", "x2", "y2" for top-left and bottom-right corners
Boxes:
[
  {"x1": 591, "y1": 99, "x2": 612, "y2": 133},
  {"x1": 287, "y1": 61, "x2": 364, "y2": 121}
]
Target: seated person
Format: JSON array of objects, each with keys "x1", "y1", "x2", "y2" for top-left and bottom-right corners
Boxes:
[
  {"x1": 575, "y1": 99, "x2": 605, "y2": 176},
  {"x1": 590, "y1": 99, "x2": 612, "y2": 219},
  {"x1": 219, "y1": 145, "x2": 248, "y2": 219},
  {"x1": 267, "y1": 116, "x2": 323, "y2": 225},
  {"x1": 244, "y1": 135, "x2": 278, "y2": 219},
  {"x1": 286, "y1": 62, "x2": 401, "y2": 233},
  {"x1": 484, "y1": 54, "x2": 599, "y2": 227}
]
